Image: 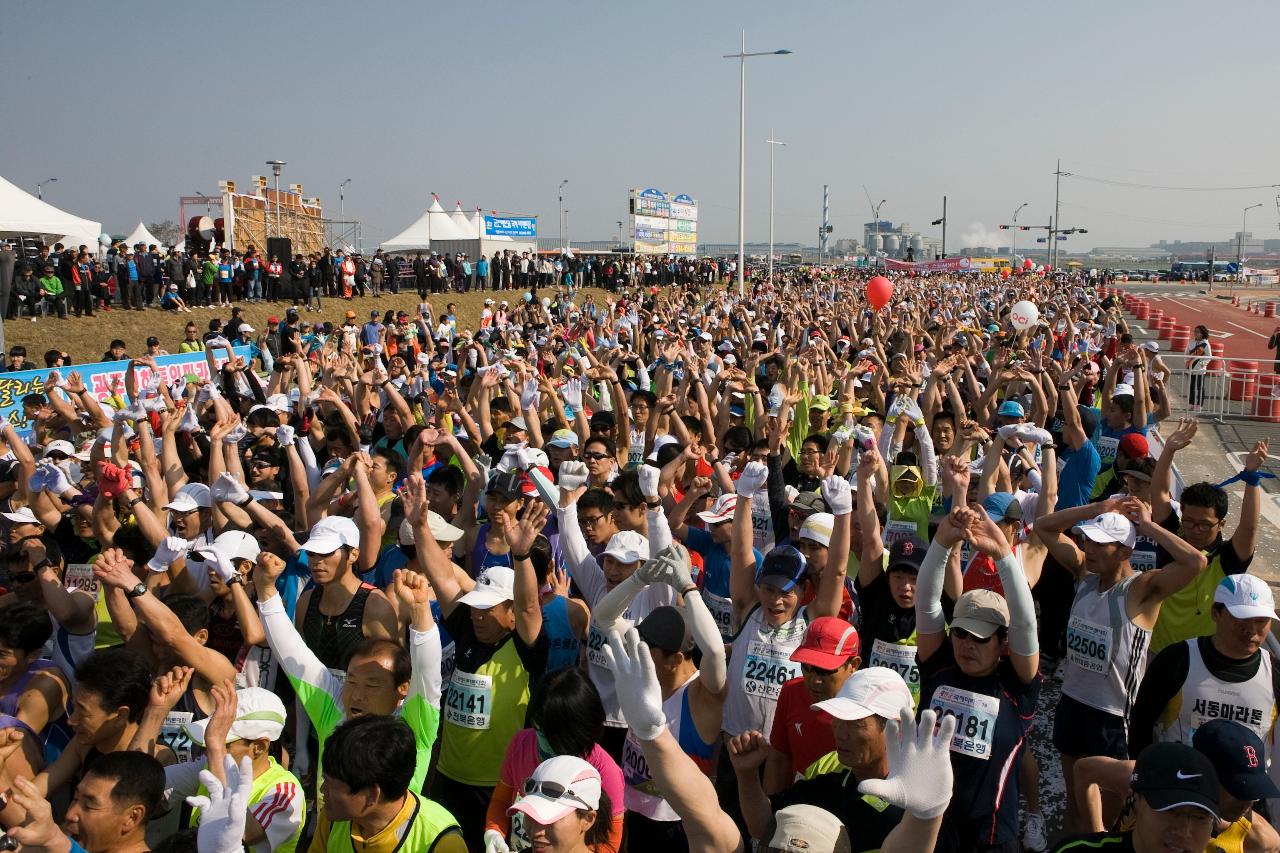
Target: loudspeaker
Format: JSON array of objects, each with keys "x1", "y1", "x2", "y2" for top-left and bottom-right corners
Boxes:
[{"x1": 267, "y1": 237, "x2": 292, "y2": 263}]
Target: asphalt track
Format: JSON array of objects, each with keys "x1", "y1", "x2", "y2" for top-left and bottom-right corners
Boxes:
[{"x1": 1120, "y1": 288, "x2": 1280, "y2": 364}]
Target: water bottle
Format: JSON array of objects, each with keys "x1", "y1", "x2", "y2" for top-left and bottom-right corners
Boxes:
[{"x1": 767, "y1": 384, "x2": 784, "y2": 417}]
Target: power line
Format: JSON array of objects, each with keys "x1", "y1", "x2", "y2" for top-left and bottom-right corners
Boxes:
[{"x1": 1062, "y1": 173, "x2": 1280, "y2": 192}]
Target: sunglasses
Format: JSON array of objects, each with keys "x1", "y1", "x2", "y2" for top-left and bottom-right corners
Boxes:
[
  {"x1": 522, "y1": 779, "x2": 593, "y2": 810},
  {"x1": 800, "y1": 662, "x2": 840, "y2": 677},
  {"x1": 582, "y1": 451, "x2": 610, "y2": 461},
  {"x1": 952, "y1": 628, "x2": 997, "y2": 644}
]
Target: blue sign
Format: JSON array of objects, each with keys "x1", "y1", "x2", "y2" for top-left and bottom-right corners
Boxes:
[
  {"x1": 0, "y1": 347, "x2": 250, "y2": 441},
  {"x1": 673, "y1": 194, "x2": 694, "y2": 204},
  {"x1": 483, "y1": 215, "x2": 537, "y2": 238},
  {"x1": 639, "y1": 188, "x2": 668, "y2": 200}
]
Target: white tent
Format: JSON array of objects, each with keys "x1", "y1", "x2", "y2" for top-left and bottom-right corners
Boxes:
[
  {"x1": 380, "y1": 195, "x2": 471, "y2": 251},
  {"x1": 123, "y1": 221, "x2": 163, "y2": 248},
  {"x1": 0, "y1": 174, "x2": 101, "y2": 248},
  {"x1": 450, "y1": 202, "x2": 477, "y2": 238}
]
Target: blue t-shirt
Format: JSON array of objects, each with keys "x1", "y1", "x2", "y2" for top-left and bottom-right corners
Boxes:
[
  {"x1": 684, "y1": 525, "x2": 763, "y2": 599},
  {"x1": 1057, "y1": 441, "x2": 1102, "y2": 510}
]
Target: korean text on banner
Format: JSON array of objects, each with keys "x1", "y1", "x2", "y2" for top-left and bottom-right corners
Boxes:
[{"x1": 483, "y1": 216, "x2": 537, "y2": 238}]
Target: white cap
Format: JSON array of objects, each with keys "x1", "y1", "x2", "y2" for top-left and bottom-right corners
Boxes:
[
  {"x1": 206, "y1": 530, "x2": 261, "y2": 564},
  {"x1": 1074, "y1": 512, "x2": 1137, "y2": 549},
  {"x1": 43, "y1": 440, "x2": 76, "y2": 458},
  {"x1": 0, "y1": 507, "x2": 40, "y2": 525},
  {"x1": 301, "y1": 515, "x2": 361, "y2": 555},
  {"x1": 601, "y1": 530, "x2": 648, "y2": 564},
  {"x1": 185, "y1": 687, "x2": 287, "y2": 746},
  {"x1": 697, "y1": 331, "x2": 712, "y2": 342},
  {"x1": 768, "y1": 804, "x2": 846, "y2": 853},
  {"x1": 508, "y1": 755, "x2": 602, "y2": 825},
  {"x1": 1214, "y1": 574, "x2": 1278, "y2": 620},
  {"x1": 646, "y1": 433, "x2": 680, "y2": 462},
  {"x1": 1140, "y1": 341, "x2": 1160, "y2": 353},
  {"x1": 697, "y1": 493, "x2": 738, "y2": 525},
  {"x1": 799, "y1": 513, "x2": 834, "y2": 548},
  {"x1": 240, "y1": 325, "x2": 255, "y2": 334},
  {"x1": 1113, "y1": 383, "x2": 1135, "y2": 398},
  {"x1": 397, "y1": 512, "x2": 464, "y2": 545},
  {"x1": 811, "y1": 667, "x2": 914, "y2": 721},
  {"x1": 164, "y1": 483, "x2": 212, "y2": 513},
  {"x1": 458, "y1": 566, "x2": 516, "y2": 610},
  {"x1": 265, "y1": 393, "x2": 291, "y2": 413}
]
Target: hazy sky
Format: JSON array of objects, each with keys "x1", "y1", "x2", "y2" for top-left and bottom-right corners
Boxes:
[{"x1": 4, "y1": 0, "x2": 1279, "y2": 252}]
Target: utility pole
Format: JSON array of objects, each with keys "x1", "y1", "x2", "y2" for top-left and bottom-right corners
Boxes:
[
  {"x1": 931, "y1": 196, "x2": 947, "y2": 259},
  {"x1": 820, "y1": 184, "x2": 830, "y2": 265},
  {"x1": 766, "y1": 129, "x2": 786, "y2": 287},
  {"x1": 1052, "y1": 159, "x2": 1067, "y2": 269}
]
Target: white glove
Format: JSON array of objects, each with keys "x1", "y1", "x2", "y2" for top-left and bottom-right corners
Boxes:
[
  {"x1": 44, "y1": 464, "x2": 72, "y2": 496},
  {"x1": 560, "y1": 377, "x2": 584, "y2": 409},
  {"x1": 903, "y1": 397, "x2": 925, "y2": 423},
  {"x1": 857, "y1": 707, "x2": 956, "y2": 819},
  {"x1": 1018, "y1": 425, "x2": 1054, "y2": 445},
  {"x1": 197, "y1": 383, "x2": 220, "y2": 403},
  {"x1": 144, "y1": 374, "x2": 162, "y2": 394},
  {"x1": 822, "y1": 475, "x2": 853, "y2": 515},
  {"x1": 636, "y1": 544, "x2": 694, "y2": 591},
  {"x1": 558, "y1": 460, "x2": 589, "y2": 491},
  {"x1": 194, "y1": 547, "x2": 238, "y2": 583},
  {"x1": 147, "y1": 536, "x2": 192, "y2": 573},
  {"x1": 996, "y1": 424, "x2": 1022, "y2": 441},
  {"x1": 637, "y1": 465, "x2": 661, "y2": 500},
  {"x1": 177, "y1": 404, "x2": 201, "y2": 433},
  {"x1": 142, "y1": 397, "x2": 168, "y2": 413},
  {"x1": 187, "y1": 755, "x2": 254, "y2": 853},
  {"x1": 483, "y1": 829, "x2": 512, "y2": 853},
  {"x1": 275, "y1": 424, "x2": 296, "y2": 447},
  {"x1": 735, "y1": 461, "x2": 769, "y2": 500},
  {"x1": 887, "y1": 395, "x2": 908, "y2": 419},
  {"x1": 601, "y1": 627, "x2": 668, "y2": 741},
  {"x1": 208, "y1": 336, "x2": 233, "y2": 351},
  {"x1": 830, "y1": 426, "x2": 853, "y2": 445},
  {"x1": 112, "y1": 408, "x2": 131, "y2": 424},
  {"x1": 223, "y1": 423, "x2": 248, "y2": 444},
  {"x1": 210, "y1": 473, "x2": 250, "y2": 506},
  {"x1": 514, "y1": 447, "x2": 534, "y2": 472},
  {"x1": 519, "y1": 378, "x2": 540, "y2": 410}
]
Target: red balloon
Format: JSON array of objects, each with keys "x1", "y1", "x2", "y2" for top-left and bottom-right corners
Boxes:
[
  {"x1": 1000, "y1": 267, "x2": 1011, "y2": 279},
  {"x1": 867, "y1": 275, "x2": 893, "y2": 309},
  {"x1": 1044, "y1": 264, "x2": 1053, "y2": 272},
  {"x1": 1022, "y1": 258, "x2": 1034, "y2": 270}
]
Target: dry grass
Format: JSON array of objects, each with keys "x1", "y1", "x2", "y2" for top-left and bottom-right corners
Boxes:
[{"x1": 5, "y1": 287, "x2": 621, "y2": 363}]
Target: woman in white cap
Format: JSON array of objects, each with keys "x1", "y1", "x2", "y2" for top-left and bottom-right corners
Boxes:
[
  {"x1": 506, "y1": 755, "x2": 613, "y2": 853},
  {"x1": 1035, "y1": 495, "x2": 1209, "y2": 832}
]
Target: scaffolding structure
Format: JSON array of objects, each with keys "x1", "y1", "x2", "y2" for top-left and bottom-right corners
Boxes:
[{"x1": 226, "y1": 186, "x2": 325, "y2": 256}]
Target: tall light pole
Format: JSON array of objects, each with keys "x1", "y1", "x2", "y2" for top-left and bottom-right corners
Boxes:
[
  {"x1": 339, "y1": 178, "x2": 351, "y2": 223},
  {"x1": 872, "y1": 200, "x2": 886, "y2": 268},
  {"x1": 616, "y1": 220, "x2": 624, "y2": 252},
  {"x1": 766, "y1": 129, "x2": 786, "y2": 287},
  {"x1": 266, "y1": 160, "x2": 286, "y2": 238},
  {"x1": 1010, "y1": 202, "x2": 1028, "y2": 267},
  {"x1": 1238, "y1": 202, "x2": 1262, "y2": 279},
  {"x1": 558, "y1": 179, "x2": 568, "y2": 251},
  {"x1": 931, "y1": 195, "x2": 947, "y2": 259},
  {"x1": 564, "y1": 210, "x2": 570, "y2": 250},
  {"x1": 36, "y1": 178, "x2": 57, "y2": 200},
  {"x1": 724, "y1": 32, "x2": 792, "y2": 296}
]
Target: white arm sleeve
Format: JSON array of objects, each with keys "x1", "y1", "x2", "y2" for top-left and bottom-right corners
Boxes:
[
  {"x1": 557, "y1": 502, "x2": 608, "y2": 606},
  {"x1": 995, "y1": 553, "x2": 1038, "y2": 656},
  {"x1": 646, "y1": 506, "x2": 673, "y2": 557},
  {"x1": 408, "y1": 626, "x2": 444, "y2": 708},
  {"x1": 915, "y1": 540, "x2": 949, "y2": 636},
  {"x1": 295, "y1": 436, "x2": 321, "y2": 493},
  {"x1": 914, "y1": 424, "x2": 938, "y2": 486},
  {"x1": 683, "y1": 590, "x2": 727, "y2": 693},
  {"x1": 258, "y1": 595, "x2": 343, "y2": 699}
]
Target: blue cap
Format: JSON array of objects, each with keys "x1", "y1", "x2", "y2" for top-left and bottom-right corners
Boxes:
[
  {"x1": 996, "y1": 400, "x2": 1025, "y2": 418},
  {"x1": 755, "y1": 545, "x2": 808, "y2": 592},
  {"x1": 729, "y1": 405, "x2": 746, "y2": 417},
  {"x1": 981, "y1": 492, "x2": 1023, "y2": 523},
  {"x1": 1193, "y1": 719, "x2": 1280, "y2": 802}
]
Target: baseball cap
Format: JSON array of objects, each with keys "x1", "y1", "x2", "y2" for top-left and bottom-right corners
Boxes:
[
  {"x1": 601, "y1": 530, "x2": 648, "y2": 565},
  {"x1": 1193, "y1": 719, "x2": 1280, "y2": 802},
  {"x1": 546, "y1": 429, "x2": 579, "y2": 449},
  {"x1": 768, "y1": 804, "x2": 848, "y2": 853},
  {"x1": 756, "y1": 545, "x2": 808, "y2": 593},
  {"x1": 43, "y1": 440, "x2": 76, "y2": 459},
  {"x1": 810, "y1": 395, "x2": 833, "y2": 412},
  {"x1": 458, "y1": 566, "x2": 516, "y2": 610},
  {"x1": 811, "y1": 666, "x2": 913, "y2": 721},
  {"x1": 952, "y1": 589, "x2": 1011, "y2": 639},
  {"x1": 790, "y1": 617, "x2": 860, "y2": 669},
  {"x1": 506, "y1": 416, "x2": 529, "y2": 432},
  {"x1": 1074, "y1": 512, "x2": 1137, "y2": 549},
  {"x1": 486, "y1": 470, "x2": 530, "y2": 500},
  {"x1": 646, "y1": 433, "x2": 679, "y2": 461},
  {"x1": 789, "y1": 491, "x2": 828, "y2": 515},
  {"x1": 204, "y1": 530, "x2": 261, "y2": 564},
  {"x1": 508, "y1": 756, "x2": 602, "y2": 826},
  {"x1": 981, "y1": 492, "x2": 1024, "y2": 524},
  {"x1": 344, "y1": 310, "x2": 356, "y2": 319},
  {"x1": 185, "y1": 687, "x2": 286, "y2": 746},
  {"x1": 1131, "y1": 742, "x2": 1220, "y2": 819},
  {"x1": 397, "y1": 512, "x2": 464, "y2": 546},
  {"x1": 1076, "y1": 405, "x2": 1101, "y2": 438},
  {"x1": 638, "y1": 606, "x2": 692, "y2": 654},
  {"x1": 1113, "y1": 383, "x2": 1135, "y2": 398},
  {"x1": 0, "y1": 507, "x2": 40, "y2": 525},
  {"x1": 1118, "y1": 433, "x2": 1149, "y2": 459},
  {"x1": 887, "y1": 537, "x2": 926, "y2": 573},
  {"x1": 798, "y1": 512, "x2": 834, "y2": 548},
  {"x1": 1141, "y1": 341, "x2": 1161, "y2": 353},
  {"x1": 997, "y1": 400, "x2": 1025, "y2": 418},
  {"x1": 1213, "y1": 574, "x2": 1278, "y2": 621},
  {"x1": 164, "y1": 482, "x2": 212, "y2": 513},
  {"x1": 301, "y1": 515, "x2": 360, "y2": 555},
  {"x1": 265, "y1": 393, "x2": 291, "y2": 413},
  {"x1": 697, "y1": 493, "x2": 738, "y2": 525}
]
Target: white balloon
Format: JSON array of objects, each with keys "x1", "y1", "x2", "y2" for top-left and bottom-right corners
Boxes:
[{"x1": 1010, "y1": 300, "x2": 1039, "y2": 331}]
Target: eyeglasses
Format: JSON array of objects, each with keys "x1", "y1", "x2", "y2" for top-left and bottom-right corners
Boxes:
[
  {"x1": 952, "y1": 628, "x2": 997, "y2": 644},
  {"x1": 522, "y1": 779, "x2": 593, "y2": 810},
  {"x1": 798, "y1": 449, "x2": 820, "y2": 457},
  {"x1": 1182, "y1": 518, "x2": 1222, "y2": 533},
  {"x1": 583, "y1": 451, "x2": 610, "y2": 461},
  {"x1": 579, "y1": 514, "x2": 606, "y2": 527}
]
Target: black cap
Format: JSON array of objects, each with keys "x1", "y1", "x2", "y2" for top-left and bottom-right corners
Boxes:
[
  {"x1": 1131, "y1": 742, "x2": 1220, "y2": 819},
  {"x1": 589, "y1": 410, "x2": 616, "y2": 430},
  {"x1": 788, "y1": 491, "x2": 828, "y2": 516},
  {"x1": 1193, "y1": 720, "x2": 1280, "y2": 802},
  {"x1": 1076, "y1": 405, "x2": 1101, "y2": 439},
  {"x1": 887, "y1": 538, "x2": 926, "y2": 574},
  {"x1": 485, "y1": 470, "x2": 527, "y2": 500},
  {"x1": 638, "y1": 606, "x2": 692, "y2": 653}
]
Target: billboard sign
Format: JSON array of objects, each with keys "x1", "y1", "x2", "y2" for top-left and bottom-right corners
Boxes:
[
  {"x1": 630, "y1": 188, "x2": 698, "y2": 255},
  {"x1": 483, "y1": 215, "x2": 537, "y2": 238}
]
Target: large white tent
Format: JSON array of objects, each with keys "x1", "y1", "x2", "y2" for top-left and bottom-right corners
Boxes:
[
  {"x1": 123, "y1": 221, "x2": 164, "y2": 248},
  {"x1": 380, "y1": 195, "x2": 470, "y2": 252},
  {"x1": 0, "y1": 174, "x2": 101, "y2": 248}
]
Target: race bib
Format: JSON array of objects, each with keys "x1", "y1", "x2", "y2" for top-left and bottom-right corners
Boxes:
[
  {"x1": 161, "y1": 711, "x2": 196, "y2": 763},
  {"x1": 750, "y1": 503, "x2": 775, "y2": 554},
  {"x1": 622, "y1": 731, "x2": 661, "y2": 797},
  {"x1": 1096, "y1": 435, "x2": 1119, "y2": 467},
  {"x1": 930, "y1": 686, "x2": 999, "y2": 760},
  {"x1": 1129, "y1": 548, "x2": 1156, "y2": 572},
  {"x1": 884, "y1": 519, "x2": 917, "y2": 547},
  {"x1": 444, "y1": 671, "x2": 492, "y2": 730},
  {"x1": 63, "y1": 563, "x2": 99, "y2": 598},
  {"x1": 868, "y1": 640, "x2": 919, "y2": 699},
  {"x1": 703, "y1": 592, "x2": 734, "y2": 641},
  {"x1": 586, "y1": 625, "x2": 610, "y2": 669},
  {"x1": 1066, "y1": 615, "x2": 1112, "y2": 675},
  {"x1": 741, "y1": 641, "x2": 799, "y2": 701},
  {"x1": 440, "y1": 641, "x2": 457, "y2": 687}
]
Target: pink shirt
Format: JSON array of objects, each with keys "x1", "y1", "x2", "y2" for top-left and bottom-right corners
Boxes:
[{"x1": 500, "y1": 729, "x2": 626, "y2": 817}]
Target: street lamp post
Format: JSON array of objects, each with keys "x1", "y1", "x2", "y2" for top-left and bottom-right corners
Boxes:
[
  {"x1": 36, "y1": 178, "x2": 57, "y2": 200},
  {"x1": 558, "y1": 179, "x2": 568, "y2": 252},
  {"x1": 724, "y1": 32, "x2": 792, "y2": 296},
  {"x1": 339, "y1": 178, "x2": 351, "y2": 223},
  {"x1": 266, "y1": 160, "x2": 286, "y2": 238},
  {"x1": 931, "y1": 195, "x2": 947, "y2": 259},
  {"x1": 871, "y1": 200, "x2": 886, "y2": 268},
  {"x1": 1238, "y1": 203, "x2": 1263, "y2": 282},
  {"x1": 1010, "y1": 202, "x2": 1028, "y2": 267},
  {"x1": 766, "y1": 129, "x2": 786, "y2": 287},
  {"x1": 616, "y1": 220, "x2": 624, "y2": 252}
]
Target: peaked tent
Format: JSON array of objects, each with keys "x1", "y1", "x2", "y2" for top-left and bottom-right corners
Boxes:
[
  {"x1": 450, "y1": 203, "x2": 476, "y2": 238},
  {"x1": 124, "y1": 221, "x2": 163, "y2": 248},
  {"x1": 380, "y1": 196, "x2": 469, "y2": 252},
  {"x1": 0, "y1": 174, "x2": 101, "y2": 248}
]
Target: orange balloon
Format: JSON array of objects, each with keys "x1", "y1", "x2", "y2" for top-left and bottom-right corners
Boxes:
[{"x1": 867, "y1": 275, "x2": 893, "y2": 309}]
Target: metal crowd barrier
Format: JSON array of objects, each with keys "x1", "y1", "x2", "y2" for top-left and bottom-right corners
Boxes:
[{"x1": 1151, "y1": 351, "x2": 1280, "y2": 424}]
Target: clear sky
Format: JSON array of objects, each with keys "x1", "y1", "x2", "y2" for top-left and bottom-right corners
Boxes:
[{"x1": 3, "y1": 0, "x2": 1278, "y2": 252}]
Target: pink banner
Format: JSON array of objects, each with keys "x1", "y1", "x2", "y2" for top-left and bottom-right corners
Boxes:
[{"x1": 883, "y1": 257, "x2": 972, "y2": 272}]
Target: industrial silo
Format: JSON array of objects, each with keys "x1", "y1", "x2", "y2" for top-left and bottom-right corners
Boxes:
[{"x1": 883, "y1": 234, "x2": 900, "y2": 255}]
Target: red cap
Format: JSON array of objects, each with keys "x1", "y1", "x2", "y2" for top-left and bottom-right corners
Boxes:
[
  {"x1": 267, "y1": 316, "x2": 279, "y2": 324},
  {"x1": 1118, "y1": 433, "x2": 1149, "y2": 459},
  {"x1": 790, "y1": 616, "x2": 860, "y2": 669}
]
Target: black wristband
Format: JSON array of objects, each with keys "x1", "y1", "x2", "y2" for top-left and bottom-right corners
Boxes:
[
  {"x1": 511, "y1": 551, "x2": 531, "y2": 561},
  {"x1": 128, "y1": 496, "x2": 145, "y2": 508},
  {"x1": 236, "y1": 495, "x2": 253, "y2": 508}
]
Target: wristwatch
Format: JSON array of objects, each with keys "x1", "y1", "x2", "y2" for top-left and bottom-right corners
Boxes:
[{"x1": 125, "y1": 582, "x2": 149, "y2": 600}]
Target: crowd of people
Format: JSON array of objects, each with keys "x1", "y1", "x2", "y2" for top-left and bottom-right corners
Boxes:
[
  {"x1": 0, "y1": 240, "x2": 730, "y2": 321},
  {"x1": 0, "y1": 258, "x2": 1275, "y2": 853}
]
